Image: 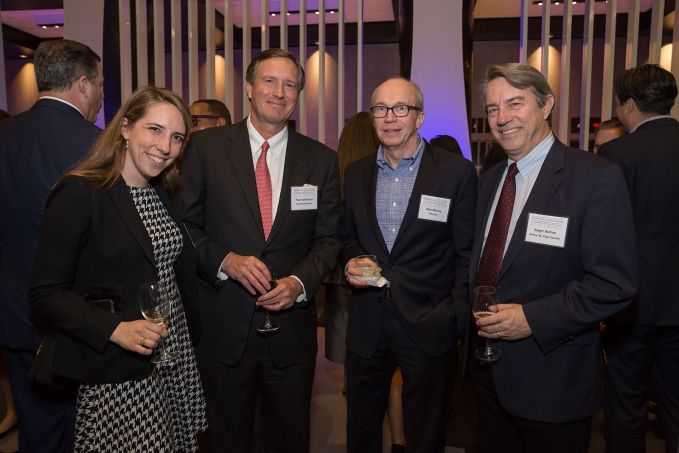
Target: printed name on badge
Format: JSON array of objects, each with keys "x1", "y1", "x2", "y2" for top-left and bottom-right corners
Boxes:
[
  {"x1": 525, "y1": 213, "x2": 569, "y2": 248},
  {"x1": 417, "y1": 195, "x2": 451, "y2": 222},
  {"x1": 291, "y1": 185, "x2": 318, "y2": 211}
]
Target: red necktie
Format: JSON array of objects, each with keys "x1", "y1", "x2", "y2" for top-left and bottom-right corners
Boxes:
[
  {"x1": 476, "y1": 163, "x2": 519, "y2": 287},
  {"x1": 255, "y1": 141, "x2": 272, "y2": 240}
]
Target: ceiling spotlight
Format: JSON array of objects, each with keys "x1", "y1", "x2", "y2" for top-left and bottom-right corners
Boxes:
[
  {"x1": 41, "y1": 25, "x2": 47, "y2": 29},
  {"x1": 271, "y1": 12, "x2": 277, "y2": 16},
  {"x1": 19, "y1": 54, "x2": 28, "y2": 59}
]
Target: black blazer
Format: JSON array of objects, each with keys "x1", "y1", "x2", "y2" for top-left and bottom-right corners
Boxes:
[
  {"x1": 470, "y1": 140, "x2": 637, "y2": 423},
  {"x1": 29, "y1": 176, "x2": 199, "y2": 384},
  {"x1": 599, "y1": 117, "x2": 679, "y2": 326},
  {"x1": 340, "y1": 144, "x2": 478, "y2": 357},
  {"x1": 0, "y1": 99, "x2": 100, "y2": 350},
  {"x1": 175, "y1": 120, "x2": 342, "y2": 367}
]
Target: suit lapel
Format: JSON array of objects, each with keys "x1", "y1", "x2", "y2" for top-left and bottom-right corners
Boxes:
[
  {"x1": 110, "y1": 178, "x2": 155, "y2": 265},
  {"x1": 389, "y1": 144, "x2": 438, "y2": 257},
  {"x1": 224, "y1": 122, "x2": 264, "y2": 238},
  {"x1": 361, "y1": 158, "x2": 390, "y2": 256},
  {"x1": 266, "y1": 129, "x2": 310, "y2": 244},
  {"x1": 497, "y1": 141, "x2": 565, "y2": 280}
]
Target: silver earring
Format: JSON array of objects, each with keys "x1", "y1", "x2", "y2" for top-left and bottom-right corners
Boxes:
[{"x1": 124, "y1": 139, "x2": 129, "y2": 149}]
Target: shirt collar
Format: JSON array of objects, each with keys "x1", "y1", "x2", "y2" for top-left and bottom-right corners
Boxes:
[
  {"x1": 246, "y1": 116, "x2": 289, "y2": 155},
  {"x1": 376, "y1": 135, "x2": 424, "y2": 170},
  {"x1": 507, "y1": 132, "x2": 554, "y2": 177},
  {"x1": 39, "y1": 96, "x2": 85, "y2": 118},
  {"x1": 630, "y1": 115, "x2": 672, "y2": 133}
]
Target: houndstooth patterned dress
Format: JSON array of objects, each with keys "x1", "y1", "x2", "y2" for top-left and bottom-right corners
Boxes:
[{"x1": 75, "y1": 185, "x2": 207, "y2": 452}]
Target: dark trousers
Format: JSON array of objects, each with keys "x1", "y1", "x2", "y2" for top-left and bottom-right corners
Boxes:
[
  {"x1": 6, "y1": 349, "x2": 76, "y2": 453},
  {"x1": 471, "y1": 359, "x2": 591, "y2": 453},
  {"x1": 346, "y1": 297, "x2": 456, "y2": 453},
  {"x1": 603, "y1": 325, "x2": 679, "y2": 453},
  {"x1": 197, "y1": 313, "x2": 316, "y2": 453}
]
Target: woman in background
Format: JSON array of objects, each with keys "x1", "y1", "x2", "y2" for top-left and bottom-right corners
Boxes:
[{"x1": 29, "y1": 86, "x2": 207, "y2": 451}]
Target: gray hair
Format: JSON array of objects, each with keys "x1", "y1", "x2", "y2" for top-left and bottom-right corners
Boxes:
[
  {"x1": 481, "y1": 63, "x2": 554, "y2": 121},
  {"x1": 34, "y1": 39, "x2": 101, "y2": 92}
]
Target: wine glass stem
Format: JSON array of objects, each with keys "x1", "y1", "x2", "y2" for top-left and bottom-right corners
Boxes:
[
  {"x1": 156, "y1": 336, "x2": 168, "y2": 358},
  {"x1": 484, "y1": 339, "x2": 493, "y2": 358}
]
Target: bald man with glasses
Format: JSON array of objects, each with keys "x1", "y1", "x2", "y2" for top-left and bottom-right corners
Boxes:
[{"x1": 340, "y1": 77, "x2": 477, "y2": 453}]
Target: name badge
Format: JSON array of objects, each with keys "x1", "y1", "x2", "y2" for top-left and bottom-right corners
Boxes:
[
  {"x1": 291, "y1": 185, "x2": 318, "y2": 211},
  {"x1": 525, "y1": 213, "x2": 568, "y2": 248},
  {"x1": 417, "y1": 195, "x2": 451, "y2": 222}
]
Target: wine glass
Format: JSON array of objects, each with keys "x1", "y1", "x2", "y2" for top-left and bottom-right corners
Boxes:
[
  {"x1": 257, "y1": 270, "x2": 280, "y2": 335},
  {"x1": 473, "y1": 285, "x2": 502, "y2": 362},
  {"x1": 138, "y1": 282, "x2": 177, "y2": 364}
]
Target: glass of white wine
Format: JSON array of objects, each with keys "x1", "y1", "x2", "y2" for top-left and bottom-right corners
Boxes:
[
  {"x1": 354, "y1": 255, "x2": 381, "y2": 281},
  {"x1": 473, "y1": 285, "x2": 502, "y2": 363},
  {"x1": 138, "y1": 282, "x2": 177, "y2": 364}
]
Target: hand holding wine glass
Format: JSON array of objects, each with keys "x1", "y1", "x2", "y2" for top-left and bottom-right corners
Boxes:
[
  {"x1": 256, "y1": 269, "x2": 280, "y2": 335},
  {"x1": 473, "y1": 286, "x2": 502, "y2": 362},
  {"x1": 138, "y1": 282, "x2": 177, "y2": 363}
]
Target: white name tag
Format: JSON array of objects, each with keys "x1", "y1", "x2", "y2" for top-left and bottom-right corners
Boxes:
[
  {"x1": 525, "y1": 213, "x2": 568, "y2": 248},
  {"x1": 417, "y1": 195, "x2": 451, "y2": 222},
  {"x1": 291, "y1": 185, "x2": 317, "y2": 211}
]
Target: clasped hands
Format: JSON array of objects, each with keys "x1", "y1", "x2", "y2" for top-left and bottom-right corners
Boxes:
[
  {"x1": 222, "y1": 253, "x2": 302, "y2": 311},
  {"x1": 475, "y1": 303, "x2": 533, "y2": 341}
]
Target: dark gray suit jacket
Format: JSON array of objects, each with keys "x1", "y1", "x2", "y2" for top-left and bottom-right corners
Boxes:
[
  {"x1": 470, "y1": 140, "x2": 638, "y2": 423},
  {"x1": 176, "y1": 120, "x2": 341, "y2": 367},
  {"x1": 600, "y1": 117, "x2": 679, "y2": 326},
  {"x1": 340, "y1": 144, "x2": 478, "y2": 357},
  {"x1": 0, "y1": 99, "x2": 100, "y2": 350}
]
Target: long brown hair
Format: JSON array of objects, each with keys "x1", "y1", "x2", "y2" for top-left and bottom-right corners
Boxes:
[
  {"x1": 338, "y1": 111, "x2": 380, "y2": 186},
  {"x1": 67, "y1": 85, "x2": 190, "y2": 193}
]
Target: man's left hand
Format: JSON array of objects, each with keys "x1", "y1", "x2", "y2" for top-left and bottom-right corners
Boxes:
[
  {"x1": 476, "y1": 303, "x2": 532, "y2": 341},
  {"x1": 256, "y1": 277, "x2": 303, "y2": 311}
]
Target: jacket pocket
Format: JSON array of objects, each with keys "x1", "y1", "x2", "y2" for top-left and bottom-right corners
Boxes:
[{"x1": 82, "y1": 281, "x2": 125, "y2": 313}]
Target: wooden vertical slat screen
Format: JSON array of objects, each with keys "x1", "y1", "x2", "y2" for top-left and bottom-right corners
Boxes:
[
  {"x1": 299, "y1": 0, "x2": 307, "y2": 134},
  {"x1": 338, "y1": 0, "x2": 345, "y2": 136},
  {"x1": 224, "y1": 0, "x2": 234, "y2": 113},
  {"x1": 601, "y1": 0, "x2": 617, "y2": 121},
  {"x1": 119, "y1": 0, "x2": 133, "y2": 99},
  {"x1": 170, "y1": 0, "x2": 182, "y2": 96},
  {"x1": 206, "y1": 0, "x2": 216, "y2": 99},
  {"x1": 579, "y1": 0, "x2": 595, "y2": 148},
  {"x1": 318, "y1": 0, "x2": 326, "y2": 143},
  {"x1": 135, "y1": 0, "x2": 148, "y2": 87},
  {"x1": 557, "y1": 0, "x2": 572, "y2": 144},
  {"x1": 153, "y1": 0, "x2": 165, "y2": 88}
]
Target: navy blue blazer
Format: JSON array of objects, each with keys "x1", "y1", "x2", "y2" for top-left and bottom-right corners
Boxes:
[
  {"x1": 470, "y1": 140, "x2": 638, "y2": 423},
  {"x1": 0, "y1": 99, "x2": 100, "y2": 350},
  {"x1": 340, "y1": 143, "x2": 477, "y2": 357}
]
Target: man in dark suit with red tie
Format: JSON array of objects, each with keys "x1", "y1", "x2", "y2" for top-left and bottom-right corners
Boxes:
[
  {"x1": 471, "y1": 63, "x2": 637, "y2": 453},
  {"x1": 176, "y1": 49, "x2": 341, "y2": 453},
  {"x1": 340, "y1": 77, "x2": 477, "y2": 453},
  {"x1": 599, "y1": 64, "x2": 679, "y2": 453},
  {"x1": 0, "y1": 39, "x2": 102, "y2": 452}
]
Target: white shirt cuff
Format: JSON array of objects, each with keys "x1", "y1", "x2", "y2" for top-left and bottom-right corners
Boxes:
[{"x1": 290, "y1": 275, "x2": 307, "y2": 303}]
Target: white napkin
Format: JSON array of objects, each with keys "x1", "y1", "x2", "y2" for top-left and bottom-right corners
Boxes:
[{"x1": 365, "y1": 276, "x2": 389, "y2": 288}]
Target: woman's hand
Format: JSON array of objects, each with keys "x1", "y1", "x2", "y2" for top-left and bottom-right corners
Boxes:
[{"x1": 109, "y1": 320, "x2": 168, "y2": 355}]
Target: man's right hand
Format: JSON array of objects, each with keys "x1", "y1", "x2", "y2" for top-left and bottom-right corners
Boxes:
[
  {"x1": 344, "y1": 257, "x2": 379, "y2": 288},
  {"x1": 222, "y1": 253, "x2": 272, "y2": 295}
]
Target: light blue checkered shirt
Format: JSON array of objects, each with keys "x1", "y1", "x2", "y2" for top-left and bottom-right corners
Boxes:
[{"x1": 375, "y1": 137, "x2": 425, "y2": 251}]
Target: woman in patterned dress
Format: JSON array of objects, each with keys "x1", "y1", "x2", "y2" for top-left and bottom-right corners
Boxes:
[{"x1": 29, "y1": 86, "x2": 207, "y2": 451}]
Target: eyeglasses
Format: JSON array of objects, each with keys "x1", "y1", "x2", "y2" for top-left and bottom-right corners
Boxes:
[
  {"x1": 370, "y1": 104, "x2": 421, "y2": 118},
  {"x1": 191, "y1": 115, "x2": 220, "y2": 127}
]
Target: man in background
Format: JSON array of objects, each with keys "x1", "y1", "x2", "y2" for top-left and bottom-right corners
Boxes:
[
  {"x1": 189, "y1": 98, "x2": 232, "y2": 132},
  {"x1": 599, "y1": 63, "x2": 679, "y2": 453},
  {"x1": 592, "y1": 118, "x2": 625, "y2": 154},
  {"x1": 0, "y1": 39, "x2": 102, "y2": 452}
]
